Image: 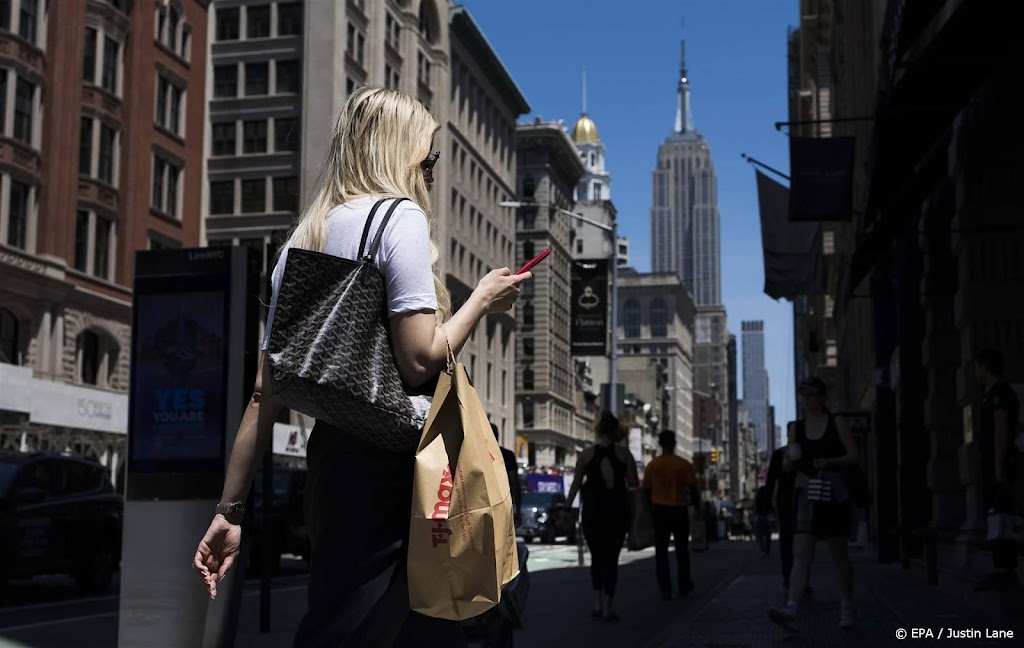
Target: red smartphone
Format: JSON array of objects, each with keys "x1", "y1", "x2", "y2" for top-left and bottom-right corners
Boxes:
[{"x1": 516, "y1": 248, "x2": 550, "y2": 275}]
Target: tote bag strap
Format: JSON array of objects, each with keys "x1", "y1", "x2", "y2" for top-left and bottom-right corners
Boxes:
[{"x1": 358, "y1": 198, "x2": 410, "y2": 261}]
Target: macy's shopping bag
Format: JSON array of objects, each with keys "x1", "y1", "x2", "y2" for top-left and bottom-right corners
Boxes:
[{"x1": 408, "y1": 354, "x2": 519, "y2": 621}]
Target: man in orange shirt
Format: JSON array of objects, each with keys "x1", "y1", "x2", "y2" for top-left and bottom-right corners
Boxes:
[{"x1": 642, "y1": 430, "x2": 698, "y2": 600}]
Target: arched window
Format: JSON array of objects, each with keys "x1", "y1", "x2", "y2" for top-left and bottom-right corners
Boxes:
[
  {"x1": 650, "y1": 298, "x2": 668, "y2": 337},
  {"x1": 0, "y1": 308, "x2": 18, "y2": 365},
  {"x1": 624, "y1": 299, "x2": 641, "y2": 338},
  {"x1": 418, "y1": 0, "x2": 439, "y2": 44}
]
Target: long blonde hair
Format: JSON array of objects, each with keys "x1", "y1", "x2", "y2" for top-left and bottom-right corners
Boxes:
[{"x1": 285, "y1": 86, "x2": 451, "y2": 319}]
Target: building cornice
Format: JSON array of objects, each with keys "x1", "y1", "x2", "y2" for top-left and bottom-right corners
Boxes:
[{"x1": 449, "y1": 6, "x2": 530, "y2": 115}]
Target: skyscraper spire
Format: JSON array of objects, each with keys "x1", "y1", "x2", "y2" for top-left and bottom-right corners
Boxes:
[{"x1": 674, "y1": 20, "x2": 695, "y2": 134}]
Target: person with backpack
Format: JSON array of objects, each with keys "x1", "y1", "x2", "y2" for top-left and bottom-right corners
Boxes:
[
  {"x1": 191, "y1": 86, "x2": 531, "y2": 647},
  {"x1": 566, "y1": 411, "x2": 640, "y2": 622}
]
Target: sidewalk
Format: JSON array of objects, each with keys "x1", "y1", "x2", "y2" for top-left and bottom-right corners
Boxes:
[{"x1": 655, "y1": 543, "x2": 1024, "y2": 648}]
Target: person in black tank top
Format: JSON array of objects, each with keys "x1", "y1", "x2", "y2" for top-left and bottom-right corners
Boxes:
[
  {"x1": 769, "y1": 377, "x2": 862, "y2": 632},
  {"x1": 567, "y1": 411, "x2": 639, "y2": 622}
]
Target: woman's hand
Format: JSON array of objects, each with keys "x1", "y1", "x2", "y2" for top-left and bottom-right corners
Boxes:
[
  {"x1": 472, "y1": 268, "x2": 531, "y2": 314},
  {"x1": 193, "y1": 514, "x2": 242, "y2": 599}
]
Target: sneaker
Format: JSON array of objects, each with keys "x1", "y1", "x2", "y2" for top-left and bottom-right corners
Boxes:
[
  {"x1": 839, "y1": 601, "x2": 856, "y2": 629},
  {"x1": 768, "y1": 604, "x2": 798, "y2": 632},
  {"x1": 973, "y1": 571, "x2": 1020, "y2": 592}
]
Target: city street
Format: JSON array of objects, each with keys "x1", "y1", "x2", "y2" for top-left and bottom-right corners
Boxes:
[
  {"x1": 3, "y1": 537, "x2": 1024, "y2": 647},
  {"x1": 0, "y1": 541, "x2": 748, "y2": 648}
]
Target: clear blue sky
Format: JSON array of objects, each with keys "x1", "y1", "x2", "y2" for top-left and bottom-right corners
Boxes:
[{"x1": 462, "y1": 0, "x2": 800, "y2": 430}]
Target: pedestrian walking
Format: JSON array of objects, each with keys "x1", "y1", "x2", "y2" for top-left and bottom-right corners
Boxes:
[
  {"x1": 768, "y1": 377, "x2": 860, "y2": 631},
  {"x1": 972, "y1": 349, "x2": 1021, "y2": 592},
  {"x1": 754, "y1": 484, "x2": 772, "y2": 558},
  {"x1": 566, "y1": 411, "x2": 640, "y2": 622},
  {"x1": 642, "y1": 430, "x2": 698, "y2": 600},
  {"x1": 191, "y1": 86, "x2": 531, "y2": 647}
]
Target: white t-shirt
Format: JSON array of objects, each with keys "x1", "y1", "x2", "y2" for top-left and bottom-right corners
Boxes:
[{"x1": 262, "y1": 197, "x2": 438, "y2": 350}]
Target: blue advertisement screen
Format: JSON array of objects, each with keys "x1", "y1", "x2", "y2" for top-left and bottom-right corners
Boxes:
[{"x1": 129, "y1": 289, "x2": 228, "y2": 465}]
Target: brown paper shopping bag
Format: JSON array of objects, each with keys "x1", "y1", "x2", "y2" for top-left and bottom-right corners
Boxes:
[{"x1": 408, "y1": 351, "x2": 519, "y2": 621}]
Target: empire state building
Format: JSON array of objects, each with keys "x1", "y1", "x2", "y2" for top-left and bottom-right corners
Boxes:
[{"x1": 650, "y1": 36, "x2": 720, "y2": 306}]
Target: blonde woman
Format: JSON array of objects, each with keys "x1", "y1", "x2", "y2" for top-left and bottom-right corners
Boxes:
[{"x1": 192, "y1": 87, "x2": 531, "y2": 647}]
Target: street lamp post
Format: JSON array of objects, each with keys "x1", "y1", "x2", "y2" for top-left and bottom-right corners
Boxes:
[{"x1": 499, "y1": 201, "x2": 618, "y2": 409}]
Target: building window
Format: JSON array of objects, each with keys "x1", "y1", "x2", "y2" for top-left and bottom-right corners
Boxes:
[
  {"x1": 7, "y1": 179, "x2": 29, "y2": 249},
  {"x1": 74, "y1": 210, "x2": 89, "y2": 272},
  {"x1": 18, "y1": 0, "x2": 36, "y2": 43},
  {"x1": 98, "y1": 124, "x2": 116, "y2": 184},
  {"x1": 80, "y1": 330, "x2": 101, "y2": 385},
  {"x1": 212, "y1": 122, "x2": 235, "y2": 156},
  {"x1": 522, "y1": 303, "x2": 534, "y2": 327},
  {"x1": 155, "y1": 75, "x2": 184, "y2": 135},
  {"x1": 384, "y1": 64, "x2": 399, "y2": 90},
  {"x1": 216, "y1": 6, "x2": 239, "y2": 40},
  {"x1": 79, "y1": 117, "x2": 93, "y2": 176},
  {"x1": 275, "y1": 60, "x2": 300, "y2": 94},
  {"x1": 418, "y1": 0, "x2": 438, "y2": 44},
  {"x1": 247, "y1": 5, "x2": 270, "y2": 38},
  {"x1": 83, "y1": 28, "x2": 97, "y2": 81},
  {"x1": 243, "y1": 120, "x2": 267, "y2": 154},
  {"x1": 0, "y1": 70, "x2": 5, "y2": 130},
  {"x1": 522, "y1": 368, "x2": 534, "y2": 390},
  {"x1": 13, "y1": 77, "x2": 33, "y2": 144},
  {"x1": 0, "y1": 308, "x2": 17, "y2": 365},
  {"x1": 272, "y1": 176, "x2": 298, "y2": 212},
  {"x1": 277, "y1": 3, "x2": 301, "y2": 36},
  {"x1": 101, "y1": 37, "x2": 119, "y2": 94},
  {"x1": 274, "y1": 117, "x2": 298, "y2": 152},
  {"x1": 245, "y1": 62, "x2": 269, "y2": 96},
  {"x1": 624, "y1": 299, "x2": 641, "y2": 338},
  {"x1": 214, "y1": 65, "x2": 238, "y2": 98},
  {"x1": 209, "y1": 180, "x2": 234, "y2": 214},
  {"x1": 385, "y1": 12, "x2": 400, "y2": 49},
  {"x1": 151, "y1": 155, "x2": 182, "y2": 219},
  {"x1": 417, "y1": 51, "x2": 430, "y2": 86},
  {"x1": 522, "y1": 401, "x2": 534, "y2": 428},
  {"x1": 93, "y1": 214, "x2": 112, "y2": 279},
  {"x1": 522, "y1": 337, "x2": 534, "y2": 357},
  {"x1": 346, "y1": 23, "x2": 365, "y2": 67},
  {"x1": 241, "y1": 178, "x2": 265, "y2": 213},
  {"x1": 650, "y1": 298, "x2": 668, "y2": 337}
]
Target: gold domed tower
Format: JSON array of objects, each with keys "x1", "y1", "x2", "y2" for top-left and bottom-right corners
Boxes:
[{"x1": 571, "y1": 70, "x2": 611, "y2": 202}]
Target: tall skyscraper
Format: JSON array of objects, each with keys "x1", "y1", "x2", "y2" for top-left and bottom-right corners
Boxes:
[
  {"x1": 650, "y1": 34, "x2": 720, "y2": 306},
  {"x1": 651, "y1": 30, "x2": 730, "y2": 457},
  {"x1": 742, "y1": 320, "x2": 770, "y2": 453}
]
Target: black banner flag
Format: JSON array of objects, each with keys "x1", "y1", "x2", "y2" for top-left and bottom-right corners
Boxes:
[{"x1": 570, "y1": 259, "x2": 608, "y2": 356}]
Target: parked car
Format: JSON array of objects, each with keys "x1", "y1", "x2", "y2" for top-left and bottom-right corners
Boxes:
[
  {"x1": 516, "y1": 491, "x2": 577, "y2": 544},
  {"x1": 247, "y1": 465, "x2": 309, "y2": 574},
  {"x1": 0, "y1": 451, "x2": 122, "y2": 593}
]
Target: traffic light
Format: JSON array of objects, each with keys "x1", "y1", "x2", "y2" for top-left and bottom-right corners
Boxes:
[{"x1": 710, "y1": 447, "x2": 720, "y2": 464}]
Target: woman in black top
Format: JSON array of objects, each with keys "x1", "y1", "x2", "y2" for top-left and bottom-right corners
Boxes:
[
  {"x1": 769, "y1": 377, "x2": 861, "y2": 631},
  {"x1": 567, "y1": 411, "x2": 639, "y2": 622}
]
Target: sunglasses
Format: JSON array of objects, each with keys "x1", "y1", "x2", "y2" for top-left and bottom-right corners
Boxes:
[{"x1": 421, "y1": 151, "x2": 440, "y2": 173}]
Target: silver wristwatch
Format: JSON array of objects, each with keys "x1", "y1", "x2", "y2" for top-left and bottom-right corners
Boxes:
[{"x1": 215, "y1": 502, "x2": 245, "y2": 517}]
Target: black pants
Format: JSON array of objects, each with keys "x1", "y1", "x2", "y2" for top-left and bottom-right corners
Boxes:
[
  {"x1": 755, "y1": 515, "x2": 772, "y2": 556},
  {"x1": 985, "y1": 475, "x2": 1020, "y2": 573},
  {"x1": 583, "y1": 515, "x2": 627, "y2": 597},
  {"x1": 294, "y1": 426, "x2": 466, "y2": 647},
  {"x1": 652, "y1": 505, "x2": 691, "y2": 595},
  {"x1": 778, "y1": 505, "x2": 795, "y2": 587}
]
